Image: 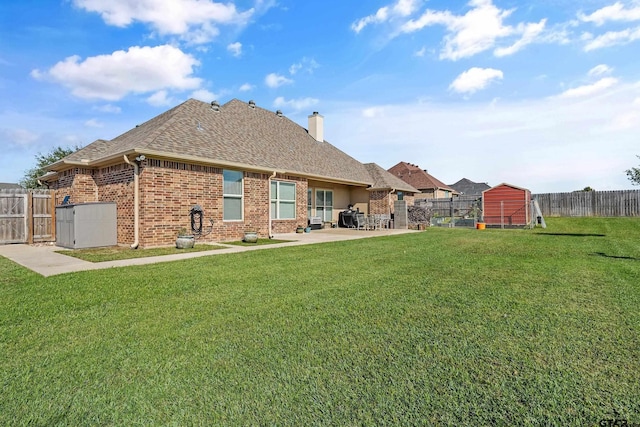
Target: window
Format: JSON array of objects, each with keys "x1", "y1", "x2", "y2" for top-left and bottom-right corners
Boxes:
[
  {"x1": 271, "y1": 181, "x2": 296, "y2": 219},
  {"x1": 315, "y1": 190, "x2": 333, "y2": 222},
  {"x1": 223, "y1": 170, "x2": 243, "y2": 221}
]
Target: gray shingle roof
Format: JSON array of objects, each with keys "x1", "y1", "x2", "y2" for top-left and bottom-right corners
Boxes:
[
  {"x1": 364, "y1": 163, "x2": 418, "y2": 193},
  {"x1": 57, "y1": 99, "x2": 379, "y2": 186},
  {"x1": 449, "y1": 178, "x2": 491, "y2": 196}
]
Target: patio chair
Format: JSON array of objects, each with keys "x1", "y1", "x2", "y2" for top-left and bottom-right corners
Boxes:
[
  {"x1": 355, "y1": 213, "x2": 366, "y2": 230},
  {"x1": 367, "y1": 214, "x2": 379, "y2": 230}
]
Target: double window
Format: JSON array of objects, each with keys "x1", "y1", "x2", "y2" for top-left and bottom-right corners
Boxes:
[
  {"x1": 223, "y1": 170, "x2": 243, "y2": 221},
  {"x1": 271, "y1": 181, "x2": 296, "y2": 219}
]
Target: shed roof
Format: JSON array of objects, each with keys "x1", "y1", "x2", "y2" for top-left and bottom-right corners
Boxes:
[
  {"x1": 47, "y1": 99, "x2": 392, "y2": 187},
  {"x1": 483, "y1": 182, "x2": 531, "y2": 194}
]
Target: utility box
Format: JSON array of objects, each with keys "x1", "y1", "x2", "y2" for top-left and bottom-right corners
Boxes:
[{"x1": 56, "y1": 202, "x2": 117, "y2": 249}]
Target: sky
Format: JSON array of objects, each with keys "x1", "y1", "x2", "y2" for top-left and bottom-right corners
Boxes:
[{"x1": 1, "y1": 0, "x2": 640, "y2": 193}]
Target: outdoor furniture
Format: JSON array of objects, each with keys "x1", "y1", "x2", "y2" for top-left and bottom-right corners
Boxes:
[
  {"x1": 355, "y1": 213, "x2": 366, "y2": 230},
  {"x1": 339, "y1": 211, "x2": 356, "y2": 228}
]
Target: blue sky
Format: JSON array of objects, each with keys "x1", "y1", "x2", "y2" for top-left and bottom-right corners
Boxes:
[{"x1": 1, "y1": 0, "x2": 640, "y2": 193}]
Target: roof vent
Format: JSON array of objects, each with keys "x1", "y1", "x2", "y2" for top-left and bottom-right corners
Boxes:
[
  {"x1": 211, "y1": 100, "x2": 220, "y2": 111},
  {"x1": 276, "y1": 110, "x2": 283, "y2": 117},
  {"x1": 196, "y1": 121, "x2": 204, "y2": 131},
  {"x1": 248, "y1": 100, "x2": 256, "y2": 108}
]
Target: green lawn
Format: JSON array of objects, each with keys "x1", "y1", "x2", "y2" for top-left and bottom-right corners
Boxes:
[
  {"x1": 56, "y1": 244, "x2": 226, "y2": 262},
  {"x1": 1, "y1": 218, "x2": 639, "y2": 426}
]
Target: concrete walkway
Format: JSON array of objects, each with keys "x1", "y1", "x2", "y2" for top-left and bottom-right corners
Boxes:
[{"x1": 0, "y1": 228, "x2": 418, "y2": 277}]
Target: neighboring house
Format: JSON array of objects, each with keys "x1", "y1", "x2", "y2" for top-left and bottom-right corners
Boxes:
[
  {"x1": 449, "y1": 178, "x2": 490, "y2": 197},
  {"x1": 388, "y1": 162, "x2": 458, "y2": 200},
  {"x1": 41, "y1": 99, "x2": 417, "y2": 247}
]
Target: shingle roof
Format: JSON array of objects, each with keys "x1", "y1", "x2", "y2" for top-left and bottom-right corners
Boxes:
[
  {"x1": 53, "y1": 98, "x2": 383, "y2": 186},
  {"x1": 449, "y1": 178, "x2": 491, "y2": 196},
  {"x1": 363, "y1": 163, "x2": 418, "y2": 193},
  {"x1": 0, "y1": 182, "x2": 23, "y2": 189},
  {"x1": 388, "y1": 162, "x2": 457, "y2": 193}
]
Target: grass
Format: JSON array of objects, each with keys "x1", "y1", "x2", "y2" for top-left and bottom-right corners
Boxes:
[
  {"x1": 56, "y1": 244, "x2": 226, "y2": 262},
  {"x1": 223, "y1": 238, "x2": 293, "y2": 246},
  {"x1": 1, "y1": 217, "x2": 639, "y2": 425}
]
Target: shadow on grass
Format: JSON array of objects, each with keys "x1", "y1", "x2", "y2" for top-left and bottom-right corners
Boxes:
[
  {"x1": 536, "y1": 233, "x2": 606, "y2": 237},
  {"x1": 591, "y1": 252, "x2": 640, "y2": 261}
]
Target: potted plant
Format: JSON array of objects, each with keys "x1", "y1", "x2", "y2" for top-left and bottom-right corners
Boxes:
[
  {"x1": 175, "y1": 227, "x2": 195, "y2": 249},
  {"x1": 296, "y1": 225, "x2": 304, "y2": 233},
  {"x1": 243, "y1": 230, "x2": 258, "y2": 243}
]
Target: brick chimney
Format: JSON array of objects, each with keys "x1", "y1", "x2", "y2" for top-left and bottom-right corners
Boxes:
[{"x1": 308, "y1": 111, "x2": 324, "y2": 142}]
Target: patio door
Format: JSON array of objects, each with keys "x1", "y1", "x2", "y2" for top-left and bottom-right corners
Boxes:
[{"x1": 315, "y1": 190, "x2": 333, "y2": 222}]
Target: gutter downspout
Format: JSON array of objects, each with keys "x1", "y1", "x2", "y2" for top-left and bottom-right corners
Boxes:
[
  {"x1": 123, "y1": 155, "x2": 140, "y2": 249},
  {"x1": 389, "y1": 189, "x2": 396, "y2": 229},
  {"x1": 268, "y1": 171, "x2": 276, "y2": 238}
]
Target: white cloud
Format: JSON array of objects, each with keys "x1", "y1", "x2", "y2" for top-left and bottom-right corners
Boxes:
[
  {"x1": 362, "y1": 107, "x2": 385, "y2": 118},
  {"x1": 73, "y1": 0, "x2": 254, "y2": 44},
  {"x1": 578, "y1": 2, "x2": 640, "y2": 26},
  {"x1": 92, "y1": 104, "x2": 121, "y2": 114},
  {"x1": 265, "y1": 73, "x2": 293, "y2": 88},
  {"x1": 449, "y1": 67, "x2": 503, "y2": 94},
  {"x1": 273, "y1": 96, "x2": 319, "y2": 111},
  {"x1": 588, "y1": 64, "x2": 613, "y2": 77},
  {"x1": 494, "y1": 19, "x2": 546, "y2": 57},
  {"x1": 146, "y1": 90, "x2": 174, "y2": 106},
  {"x1": 414, "y1": 46, "x2": 427, "y2": 57},
  {"x1": 558, "y1": 77, "x2": 619, "y2": 98},
  {"x1": 326, "y1": 81, "x2": 640, "y2": 193},
  {"x1": 239, "y1": 83, "x2": 254, "y2": 92},
  {"x1": 32, "y1": 45, "x2": 202, "y2": 101},
  {"x1": 400, "y1": 0, "x2": 544, "y2": 60},
  {"x1": 289, "y1": 57, "x2": 319, "y2": 75},
  {"x1": 583, "y1": 26, "x2": 640, "y2": 51},
  {"x1": 84, "y1": 118, "x2": 104, "y2": 127},
  {"x1": 227, "y1": 42, "x2": 242, "y2": 57},
  {"x1": 351, "y1": 0, "x2": 421, "y2": 33},
  {"x1": 2, "y1": 128, "x2": 39, "y2": 147},
  {"x1": 190, "y1": 89, "x2": 218, "y2": 102}
]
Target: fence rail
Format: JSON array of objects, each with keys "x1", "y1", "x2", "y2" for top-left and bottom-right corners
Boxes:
[
  {"x1": 0, "y1": 189, "x2": 56, "y2": 244},
  {"x1": 533, "y1": 190, "x2": 640, "y2": 217}
]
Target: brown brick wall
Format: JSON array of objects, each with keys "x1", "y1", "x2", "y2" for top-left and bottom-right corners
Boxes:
[
  {"x1": 95, "y1": 164, "x2": 135, "y2": 245},
  {"x1": 49, "y1": 159, "x2": 379, "y2": 246},
  {"x1": 369, "y1": 190, "x2": 390, "y2": 215},
  {"x1": 51, "y1": 168, "x2": 98, "y2": 205}
]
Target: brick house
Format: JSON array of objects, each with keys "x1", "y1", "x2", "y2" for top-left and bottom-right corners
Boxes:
[
  {"x1": 42, "y1": 99, "x2": 416, "y2": 247},
  {"x1": 388, "y1": 161, "x2": 458, "y2": 200}
]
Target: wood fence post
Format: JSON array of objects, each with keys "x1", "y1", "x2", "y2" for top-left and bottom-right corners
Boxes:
[
  {"x1": 27, "y1": 191, "x2": 34, "y2": 244},
  {"x1": 50, "y1": 190, "x2": 56, "y2": 243}
]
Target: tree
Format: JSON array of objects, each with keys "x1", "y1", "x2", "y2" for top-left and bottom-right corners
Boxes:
[
  {"x1": 20, "y1": 145, "x2": 80, "y2": 189},
  {"x1": 626, "y1": 155, "x2": 640, "y2": 186}
]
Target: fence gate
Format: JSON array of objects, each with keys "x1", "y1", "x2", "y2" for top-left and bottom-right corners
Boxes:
[{"x1": 0, "y1": 189, "x2": 56, "y2": 244}]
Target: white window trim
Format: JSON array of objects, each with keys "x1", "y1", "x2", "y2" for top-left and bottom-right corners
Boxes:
[
  {"x1": 314, "y1": 188, "x2": 334, "y2": 222},
  {"x1": 271, "y1": 180, "x2": 296, "y2": 220},
  {"x1": 223, "y1": 170, "x2": 244, "y2": 222}
]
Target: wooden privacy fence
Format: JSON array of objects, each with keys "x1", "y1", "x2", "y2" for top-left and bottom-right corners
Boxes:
[
  {"x1": 533, "y1": 190, "x2": 640, "y2": 217},
  {"x1": 0, "y1": 189, "x2": 56, "y2": 244}
]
